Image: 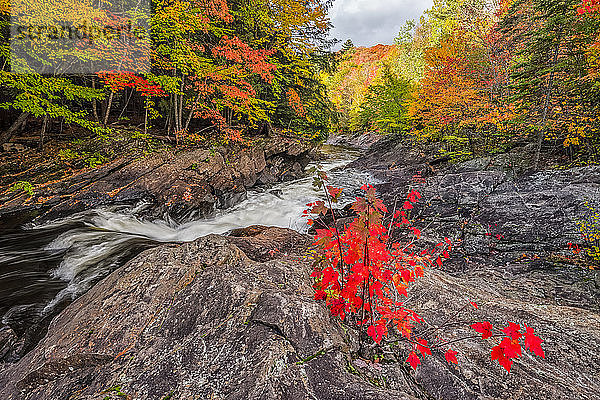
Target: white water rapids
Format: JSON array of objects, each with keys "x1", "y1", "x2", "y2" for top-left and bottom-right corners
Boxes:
[{"x1": 0, "y1": 145, "x2": 378, "y2": 331}]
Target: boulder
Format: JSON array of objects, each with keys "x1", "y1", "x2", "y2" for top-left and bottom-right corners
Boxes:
[{"x1": 0, "y1": 231, "x2": 417, "y2": 400}]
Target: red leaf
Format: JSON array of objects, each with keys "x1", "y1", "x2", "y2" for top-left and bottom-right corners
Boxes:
[
  {"x1": 401, "y1": 269, "x2": 414, "y2": 283},
  {"x1": 524, "y1": 325, "x2": 545, "y2": 358},
  {"x1": 444, "y1": 349, "x2": 458, "y2": 364},
  {"x1": 311, "y1": 201, "x2": 328, "y2": 215},
  {"x1": 417, "y1": 338, "x2": 432, "y2": 357},
  {"x1": 314, "y1": 290, "x2": 326, "y2": 301},
  {"x1": 367, "y1": 323, "x2": 386, "y2": 344},
  {"x1": 491, "y1": 344, "x2": 512, "y2": 372},
  {"x1": 406, "y1": 351, "x2": 421, "y2": 370},
  {"x1": 502, "y1": 322, "x2": 522, "y2": 341},
  {"x1": 403, "y1": 201, "x2": 413, "y2": 210},
  {"x1": 327, "y1": 186, "x2": 343, "y2": 201},
  {"x1": 414, "y1": 265, "x2": 424, "y2": 278},
  {"x1": 500, "y1": 337, "x2": 522, "y2": 359},
  {"x1": 471, "y1": 321, "x2": 493, "y2": 339}
]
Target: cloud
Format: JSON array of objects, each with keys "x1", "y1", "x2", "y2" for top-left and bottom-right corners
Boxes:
[{"x1": 328, "y1": 0, "x2": 434, "y2": 48}]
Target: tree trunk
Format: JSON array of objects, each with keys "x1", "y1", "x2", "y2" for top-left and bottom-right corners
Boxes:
[
  {"x1": 184, "y1": 93, "x2": 201, "y2": 133},
  {"x1": 167, "y1": 94, "x2": 173, "y2": 135},
  {"x1": 178, "y1": 93, "x2": 184, "y2": 132},
  {"x1": 39, "y1": 114, "x2": 48, "y2": 151},
  {"x1": 91, "y1": 77, "x2": 99, "y2": 123},
  {"x1": 173, "y1": 93, "x2": 180, "y2": 132},
  {"x1": 144, "y1": 105, "x2": 148, "y2": 136},
  {"x1": 117, "y1": 88, "x2": 134, "y2": 122},
  {"x1": 103, "y1": 91, "x2": 114, "y2": 127},
  {"x1": 177, "y1": 77, "x2": 184, "y2": 131},
  {"x1": 0, "y1": 112, "x2": 29, "y2": 145},
  {"x1": 534, "y1": 32, "x2": 562, "y2": 170}
]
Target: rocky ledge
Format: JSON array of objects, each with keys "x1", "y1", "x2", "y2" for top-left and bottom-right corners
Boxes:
[
  {"x1": 0, "y1": 135, "x2": 314, "y2": 229},
  {"x1": 0, "y1": 229, "x2": 416, "y2": 400},
  {"x1": 0, "y1": 225, "x2": 598, "y2": 399}
]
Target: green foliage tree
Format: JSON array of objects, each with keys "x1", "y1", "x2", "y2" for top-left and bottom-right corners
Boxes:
[{"x1": 357, "y1": 66, "x2": 413, "y2": 133}]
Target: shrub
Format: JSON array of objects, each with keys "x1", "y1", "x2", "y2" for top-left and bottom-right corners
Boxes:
[
  {"x1": 306, "y1": 173, "x2": 545, "y2": 372},
  {"x1": 9, "y1": 180, "x2": 34, "y2": 196}
]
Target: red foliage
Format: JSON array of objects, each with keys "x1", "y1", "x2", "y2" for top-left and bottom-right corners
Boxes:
[
  {"x1": 212, "y1": 35, "x2": 276, "y2": 82},
  {"x1": 445, "y1": 349, "x2": 459, "y2": 364},
  {"x1": 307, "y1": 178, "x2": 545, "y2": 373},
  {"x1": 578, "y1": 0, "x2": 600, "y2": 14},
  {"x1": 471, "y1": 321, "x2": 494, "y2": 339},
  {"x1": 287, "y1": 88, "x2": 307, "y2": 117},
  {"x1": 97, "y1": 71, "x2": 166, "y2": 97}
]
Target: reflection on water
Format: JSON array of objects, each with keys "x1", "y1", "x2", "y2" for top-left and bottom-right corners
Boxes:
[{"x1": 0, "y1": 145, "x2": 378, "y2": 347}]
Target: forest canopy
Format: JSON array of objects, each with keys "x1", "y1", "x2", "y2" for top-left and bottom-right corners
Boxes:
[
  {"x1": 324, "y1": 0, "x2": 600, "y2": 165},
  {"x1": 0, "y1": 0, "x2": 336, "y2": 145}
]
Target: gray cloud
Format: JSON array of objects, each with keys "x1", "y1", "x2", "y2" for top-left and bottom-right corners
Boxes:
[{"x1": 329, "y1": 0, "x2": 433, "y2": 48}]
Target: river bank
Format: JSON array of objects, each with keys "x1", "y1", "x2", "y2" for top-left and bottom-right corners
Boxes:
[
  {"x1": 0, "y1": 136, "x2": 375, "y2": 366},
  {"x1": 1, "y1": 133, "x2": 599, "y2": 399}
]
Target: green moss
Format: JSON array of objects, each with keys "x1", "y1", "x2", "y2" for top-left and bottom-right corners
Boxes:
[{"x1": 9, "y1": 181, "x2": 34, "y2": 196}]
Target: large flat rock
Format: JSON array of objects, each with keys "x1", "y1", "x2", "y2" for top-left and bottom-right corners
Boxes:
[{"x1": 0, "y1": 230, "x2": 416, "y2": 400}]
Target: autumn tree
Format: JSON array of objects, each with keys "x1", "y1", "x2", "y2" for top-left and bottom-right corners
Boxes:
[
  {"x1": 357, "y1": 66, "x2": 413, "y2": 133},
  {"x1": 505, "y1": 0, "x2": 600, "y2": 164}
]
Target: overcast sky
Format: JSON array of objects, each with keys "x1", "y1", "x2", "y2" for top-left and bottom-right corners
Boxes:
[{"x1": 328, "y1": 0, "x2": 434, "y2": 49}]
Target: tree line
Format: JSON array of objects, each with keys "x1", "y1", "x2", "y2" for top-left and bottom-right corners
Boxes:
[
  {"x1": 325, "y1": 0, "x2": 600, "y2": 165},
  {"x1": 0, "y1": 0, "x2": 336, "y2": 147}
]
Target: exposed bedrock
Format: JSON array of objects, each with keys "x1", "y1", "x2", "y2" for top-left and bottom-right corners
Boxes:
[{"x1": 0, "y1": 136, "x2": 314, "y2": 229}]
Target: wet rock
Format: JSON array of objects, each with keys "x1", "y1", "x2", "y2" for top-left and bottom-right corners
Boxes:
[
  {"x1": 0, "y1": 232, "x2": 417, "y2": 400},
  {"x1": 228, "y1": 225, "x2": 311, "y2": 262},
  {"x1": 257, "y1": 168, "x2": 277, "y2": 185},
  {"x1": 325, "y1": 132, "x2": 384, "y2": 150},
  {"x1": 0, "y1": 327, "x2": 17, "y2": 360}
]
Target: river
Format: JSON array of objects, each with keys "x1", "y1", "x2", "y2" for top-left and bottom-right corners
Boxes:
[{"x1": 0, "y1": 144, "x2": 377, "y2": 354}]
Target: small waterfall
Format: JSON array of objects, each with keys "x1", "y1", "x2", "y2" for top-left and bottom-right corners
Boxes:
[{"x1": 0, "y1": 145, "x2": 378, "y2": 342}]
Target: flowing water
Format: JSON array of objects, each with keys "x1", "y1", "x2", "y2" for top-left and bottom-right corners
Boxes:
[{"x1": 0, "y1": 145, "x2": 377, "y2": 348}]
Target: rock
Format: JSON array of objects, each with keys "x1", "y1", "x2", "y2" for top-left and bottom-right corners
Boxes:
[
  {"x1": 0, "y1": 136, "x2": 315, "y2": 229},
  {"x1": 2, "y1": 224, "x2": 596, "y2": 399},
  {"x1": 0, "y1": 327, "x2": 17, "y2": 360},
  {"x1": 2, "y1": 135, "x2": 598, "y2": 399},
  {"x1": 0, "y1": 231, "x2": 417, "y2": 400},
  {"x1": 326, "y1": 132, "x2": 385, "y2": 150},
  {"x1": 2, "y1": 143, "x2": 26, "y2": 152},
  {"x1": 340, "y1": 137, "x2": 600, "y2": 399},
  {"x1": 228, "y1": 225, "x2": 311, "y2": 262},
  {"x1": 257, "y1": 168, "x2": 276, "y2": 185},
  {"x1": 355, "y1": 138, "x2": 600, "y2": 312},
  {"x1": 384, "y1": 166, "x2": 600, "y2": 311},
  {"x1": 359, "y1": 267, "x2": 600, "y2": 400}
]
